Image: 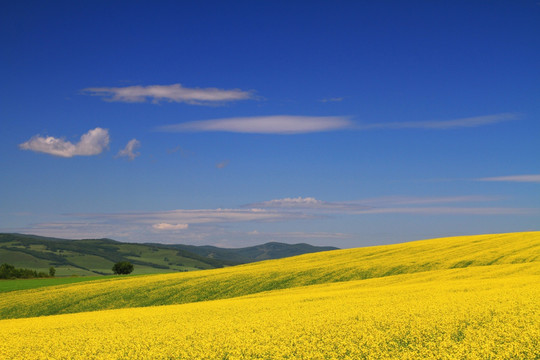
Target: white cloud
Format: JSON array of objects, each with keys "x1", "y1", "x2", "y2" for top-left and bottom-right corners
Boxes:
[
  {"x1": 260, "y1": 197, "x2": 323, "y2": 207},
  {"x1": 358, "y1": 113, "x2": 518, "y2": 130},
  {"x1": 246, "y1": 195, "x2": 531, "y2": 215},
  {"x1": 58, "y1": 196, "x2": 534, "y2": 236},
  {"x1": 156, "y1": 113, "x2": 516, "y2": 135},
  {"x1": 152, "y1": 223, "x2": 189, "y2": 230},
  {"x1": 247, "y1": 196, "x2": 496, "y2": 211},
  {"x1": 74, "y1": 208, "x2": 317, "y2": 225},
  {"x1": 19, "y1": 128, "x2": 110, "y2": 157},
  {"x1": 157, "y1": 115, "x2": 353, "y2": 134},
  {"x1": 117, "y1": 139, "x2": 141, "y2": 161},
  {"x1": 82, "y1": 83, "x2": 254, "y2": 105},
  {"x1": 248, "y1": 197, "x2": 327, "y2": 209},
  {"x1": 476, "y1": 174, "x2": 540, "y2": 183},
  {"x1": 9, "y1": 194, "x2": 536, "y2": 246}
]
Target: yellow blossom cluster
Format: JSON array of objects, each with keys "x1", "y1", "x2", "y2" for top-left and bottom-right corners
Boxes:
[{"x1": 1, "y1": 261, "x2": 539, "y2": 359}]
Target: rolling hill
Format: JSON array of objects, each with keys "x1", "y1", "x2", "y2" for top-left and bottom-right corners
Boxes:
[
  {"x1": 1, "y1": 231, "x2": 539, "y2": 359},
  {"x1": 0, "y1": 233, "x2": 338, "y2": 276},
  {"x1": 171, "y1": 242, "x2": 338, "y2": 263},
  {"x1": 3, "y1": 258, "x2": 538, "y2": 359},
  {"x1": 1, "y1": 231, "x2": 538, "y2": 319}
]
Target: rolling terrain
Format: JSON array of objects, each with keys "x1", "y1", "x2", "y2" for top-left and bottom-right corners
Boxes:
[
  {"x1": 0, "y1": 233, "x2": 337, "y2": 276},
  {"x1": 172, "y1": 241, "x2": 337, "y2": 263},
  {"x1": 1, "y1": 231, "x2": 538, "y2": 359},
  {"x1": 1, "y1": 231, "x2": 538, "y2": 319}
]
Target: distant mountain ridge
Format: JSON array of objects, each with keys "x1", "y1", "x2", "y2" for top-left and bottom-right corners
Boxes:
[
  {"x1": 170, "y1": 242, "x2": 338, "y2": 263},
  {"x1": 0, "y1": 233, "x2": 338, "y2": 276}
]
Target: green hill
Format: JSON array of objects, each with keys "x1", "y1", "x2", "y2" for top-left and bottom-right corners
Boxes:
[
  {"x1": 1, "y1": 231, "x2": 538, "y2": 320},
  {"x1": 171, "y1": 242, "x2": 338, "y2": 263},
  {"x1": 0, "y1": 233, "x2": 235, "y2": 276},
  {"x1": 0, "y1": 233, "x2": 337, "y2": 276}
]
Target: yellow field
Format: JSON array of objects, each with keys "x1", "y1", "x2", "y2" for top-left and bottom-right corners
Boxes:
[
  {"x1": 1, "y1": 232, "x2": 538, "y2": 319},
  {"x1": 1, "y1": 232, "x2": 539, "y2": 359},
  {"x1": 1, "y1": 264, "x2": 539, "y2": 359}
]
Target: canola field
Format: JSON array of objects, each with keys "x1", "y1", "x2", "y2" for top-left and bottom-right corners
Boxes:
[
  {"x1": 1, "y1": 232, "x2": 539, "y2": 359},
  {"x1": 1, "y1": 231, "x2": 538, "y2": 319}
]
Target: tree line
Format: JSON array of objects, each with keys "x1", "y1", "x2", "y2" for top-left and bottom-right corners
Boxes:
[{"x1": 0, "y1": 263, "x2": 55, "y2": 279}]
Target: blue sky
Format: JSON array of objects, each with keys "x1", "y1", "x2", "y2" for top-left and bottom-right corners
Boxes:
[{"x1": 1, "y1": 1, "x2": 539, "y2": 248}]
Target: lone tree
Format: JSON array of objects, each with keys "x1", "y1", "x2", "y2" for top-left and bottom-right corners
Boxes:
[
  {"x1": 49, "y1": 266, "x2": 56, "y2": 277},
  {"x1": 112, "y1": 261, "x2": 134, "y2": 275}
]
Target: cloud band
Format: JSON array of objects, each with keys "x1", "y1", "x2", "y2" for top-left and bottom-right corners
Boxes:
[
  {"x1": 157, "y1": 115, "x2": 353, "y2": 134},
  {"x1": 82, "y1": 84, "x2": 254, "y2": 105}
]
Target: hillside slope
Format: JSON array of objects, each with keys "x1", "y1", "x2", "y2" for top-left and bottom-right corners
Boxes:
[
  {"x1": 0, "y1": 234, "x2": 336, "y2": 276},
  {"x1": 0, "y1": 234, "x2": 236, "y2": 275},
  {"x1": 2, "y1": 261, "x2": 538, "y2": 359},
  {"x1": 0, "y1": 231, "x2": 538, "y2": 319},
  {"x1": 172, "y1": 242, "x2": 338, "y2": 263}
]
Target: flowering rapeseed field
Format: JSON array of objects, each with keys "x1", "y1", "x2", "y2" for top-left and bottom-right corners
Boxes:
[
  {"x1": 0, "y1": 232, "x2": 539, "y2": 359},
  {"x1": 1, "y1": 232, "x2": 538, "y2": 319},
  {"x1": 1, "y1": 263, "x2": 539, "y2": 359}
]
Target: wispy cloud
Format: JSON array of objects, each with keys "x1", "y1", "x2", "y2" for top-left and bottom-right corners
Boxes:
[
  {"x1": 7, "y1": 222, "x2": 138, "y2": 241},
  {"x1": 152, "y1": 223, "x2": 189, "y2": 230},
  {"x1": 357, "y1": 113, "x2": 518, "y2": 130},
  {"x1": 352, "y1": 195, "x2": 501, "y2": 206},
  {"x1": 247, "y1": 195, "x2": 498, "y2": 210},
  {"x1": 216, "y1": 160, "x2": 230, "y2": 169},
  {"x1": 250, "y1": 197, "x2": 325, "y2": 208},
  {"x1": 19, "y1": 128, "x2": 109, "y2": 157},
  {"x1": 10, "y1": 208, "x2": 318, "y2": 242},
  {"x1": 245, "y1": 195, "x2": 531, "y2": 215},
  {"x1": 352, "y1": 207, "x2": 534, "y2": 215},
  {"x1": 156, "y1": 113, "x2": 516, "y2": 135},
  {"x1": 476, "y1": 174, "x2": 540, "y2": 183},
  {"x1": 319, "y1": 97, "x2": 344, "y2": 103},
  {"x1": 245, "y1": 230, "x2": 352, "y2": 239},
  {"x1": 167, "y1": 145, "x2": 194, "y2": 158},
  {"x1": 23, "y1": 196, "x2": 530, "y2": 229},
  {"x1": 156, "y1": 115, "x2": 353, "y2": 134},
  {"x1": 245, "y1": 197, "x2": 367, "y2": 211},
  {"x1": 82, "y1": 83, "x2": 254, "y2": 105},
  {"x1": 9, "y1": 195, "x2": 535, "y2": 245},
  {"x1": 116, "y1": 139, "x2": 141, "y2": 161},
  {"x1": 73, "y1": 208, "x2": 317, "y2": 226}
]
